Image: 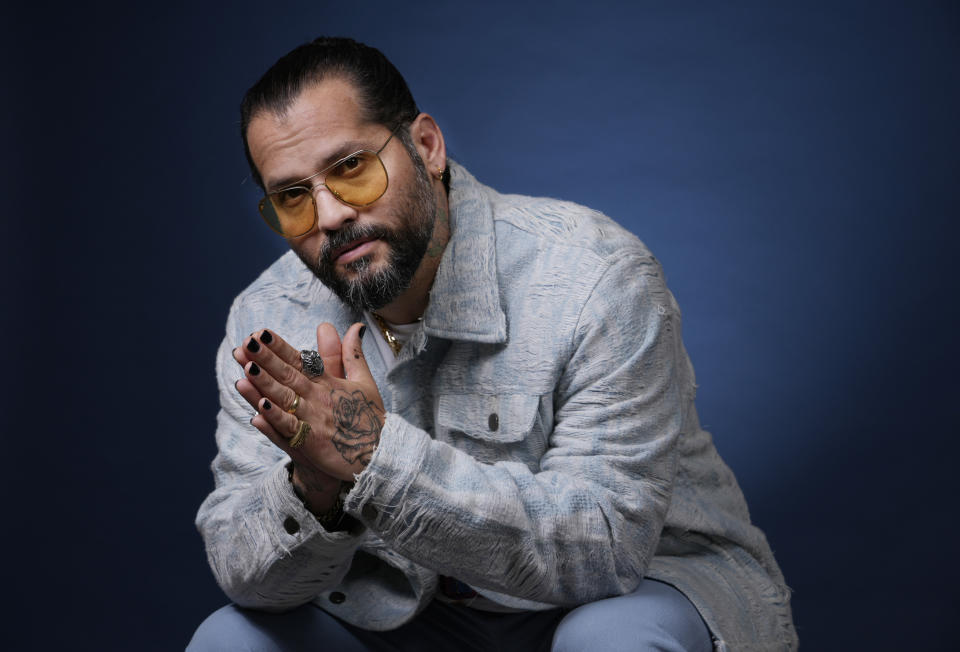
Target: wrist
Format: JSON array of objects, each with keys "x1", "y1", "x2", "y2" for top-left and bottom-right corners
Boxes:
[
  {"x1": 316, "y1": 483, "x2": 350, "y2": 530},
  {"x1": 287, "y1": 463, "x2": 348, "y2": 527}
]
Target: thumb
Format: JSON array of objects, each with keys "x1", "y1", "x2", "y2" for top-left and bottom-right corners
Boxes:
[
  {"x1": 342, "y1": 322, "x2": 376, "y2": 385},
  {"x1": 316, "y1": 322, "x2": 345, "y2": 379}
]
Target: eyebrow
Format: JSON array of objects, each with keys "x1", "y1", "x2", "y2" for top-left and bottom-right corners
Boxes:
[{"x1": 265, "y1": 140, "x2": 372, "y2": 192}]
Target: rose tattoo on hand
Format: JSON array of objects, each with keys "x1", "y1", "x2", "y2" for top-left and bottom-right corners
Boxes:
[{"x1": 331, "y1": 389, "x2": 384, "y2": 467}]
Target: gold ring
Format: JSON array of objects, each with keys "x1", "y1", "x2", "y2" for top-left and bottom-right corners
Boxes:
[
  {"x1": 290, "y1": 419, "x2": 311, "y2": 448},
  {"x1": 286, "y1": 393, "x2": 301, "y2": 414}
]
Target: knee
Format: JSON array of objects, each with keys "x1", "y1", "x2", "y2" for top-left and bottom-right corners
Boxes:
[
  {"x1": 187, "y1": 604, "x2": 260, "y2": 651},
  {"x1": 187, "y1": 602, "x2": 365, "y2": 652},
  {"x1": 552, "y1": 601, "x2": 631, "y2": 652},
  {"x1": 551, "y1": 581, "x2": 712, "y2": 652}
]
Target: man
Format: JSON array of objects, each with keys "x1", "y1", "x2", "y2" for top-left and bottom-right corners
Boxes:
[{"x1": 191, "y1": 37, "x2": 797, "y2": 651}]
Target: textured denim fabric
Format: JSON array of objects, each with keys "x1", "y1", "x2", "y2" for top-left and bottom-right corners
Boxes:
[{"x1": 196, "y1": 162, "x2": 798, "y2": 650}]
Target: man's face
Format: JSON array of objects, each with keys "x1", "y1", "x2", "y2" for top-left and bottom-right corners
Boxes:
[{"x1": 246, "y1": 78, "x2": 436, "y2": 313}]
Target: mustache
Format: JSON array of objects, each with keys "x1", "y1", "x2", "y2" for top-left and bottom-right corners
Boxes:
[{"x1": 320, "y1": 223, "x2": 394, "y2": 263}]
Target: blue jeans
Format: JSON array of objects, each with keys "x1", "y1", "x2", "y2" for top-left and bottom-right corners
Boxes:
[{"x1": 188, "y1": 579, "x2": 712, "y2": 651}]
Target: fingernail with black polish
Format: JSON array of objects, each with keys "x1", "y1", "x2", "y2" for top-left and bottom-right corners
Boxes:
[
  {"x1": 247, "y1": 339, "x2": 260, "y2": 353},
  {"x1": 359, "y1": 325, "x2": 367, "y2": 340},
  {"x1": 249, "y1": 362, "x2": 260, "y2": 376},
  {"x1": 263, "y1": 400, "x2": 272, "y2": 410},
  {"x1": 260, "y1": 330, "x2": 273, "y2": 344}
]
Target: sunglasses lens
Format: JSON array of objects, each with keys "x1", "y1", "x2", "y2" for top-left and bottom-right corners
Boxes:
[
  {"x1": 259, "y1": 188, "x2": 316, "y2": 237},
  {"x1": 325, "y1": 151, "x2": 388, "y2": 206},
  {"x1": 257, "y1": 150, "x2": 389, "y2": 236}
]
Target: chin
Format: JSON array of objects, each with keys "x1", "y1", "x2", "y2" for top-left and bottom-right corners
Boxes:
[
  {"x1": 339, "y1": 253, "x2": 395, "y2": 288},
  {"x1": 342, "y1": 253, "x2": 379, "y2": 275}
]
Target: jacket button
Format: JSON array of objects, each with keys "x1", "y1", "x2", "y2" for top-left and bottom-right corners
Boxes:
[
  {"x1": 488, "y1": 413, "x2": 499, "y2": 431},
  {"x1": 329, "y1": 591, "x2": 346, "y2": 604},
  {"x1": 283, "y1": 516, "x2": 300, "y2": 534}
]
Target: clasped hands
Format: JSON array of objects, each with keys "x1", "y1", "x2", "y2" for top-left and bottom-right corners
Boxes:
[{"x1": 232, "y1": 322, "x2": 385, "y2": 513}]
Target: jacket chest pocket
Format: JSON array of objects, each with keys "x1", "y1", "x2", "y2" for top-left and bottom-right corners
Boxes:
[{"x1": 434, "y1": 394, "x2": 549, "y2": 471}]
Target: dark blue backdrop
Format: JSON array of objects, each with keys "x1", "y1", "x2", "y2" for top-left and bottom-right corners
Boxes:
[{"x1": 6, "y1": 1, "x2": 957, "y2": 649}]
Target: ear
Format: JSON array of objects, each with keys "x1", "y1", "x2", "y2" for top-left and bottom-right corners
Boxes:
[{"x1": 409, "y1": 113, "x2": 447, "y2": 179}]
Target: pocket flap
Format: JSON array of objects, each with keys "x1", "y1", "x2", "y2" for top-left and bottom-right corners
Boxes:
[{"x1": 436, "y1": 394, "x2": 541, "y2": 443}]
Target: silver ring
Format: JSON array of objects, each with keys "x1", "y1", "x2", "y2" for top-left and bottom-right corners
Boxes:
[{"x1": 300, "y1": 350, "x2": 325, "y2": 378}]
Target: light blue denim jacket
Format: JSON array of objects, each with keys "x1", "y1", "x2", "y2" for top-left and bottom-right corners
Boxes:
[{"x1": 197, "y1": 162, "x2": 798, "y2": 650}]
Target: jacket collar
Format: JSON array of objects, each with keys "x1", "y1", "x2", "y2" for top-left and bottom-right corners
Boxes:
[{"x1": 422, "y1": 162, "x2": 507, "y2": 344}]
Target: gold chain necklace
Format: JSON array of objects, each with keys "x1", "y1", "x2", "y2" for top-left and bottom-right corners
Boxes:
[{"x1": 371, "y1": 313, "x2": 403, "y2": 357}]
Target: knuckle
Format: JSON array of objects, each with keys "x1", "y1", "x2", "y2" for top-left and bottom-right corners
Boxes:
[
  {"x1": 283, "y1": 387, "x2": 299, "y2": 413},
  {"x1": 278, "y1": 362, "x2": 300, "y2": 386},
  {"x1": 269, "y1": 408, "x2": 293, "y2": 434}
]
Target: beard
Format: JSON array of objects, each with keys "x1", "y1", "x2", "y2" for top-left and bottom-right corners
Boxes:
[{"x1": 295, "y1": 153, "x2": 437, "y2": 313}]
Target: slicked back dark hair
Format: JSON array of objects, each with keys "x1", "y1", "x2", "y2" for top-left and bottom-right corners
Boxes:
[{"x1": 240, "y1": 37, "x2": 438, "y2": 190}]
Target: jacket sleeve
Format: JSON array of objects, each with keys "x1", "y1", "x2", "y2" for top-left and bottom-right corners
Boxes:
[
  {"x1": 195, "y1": 299, "x2": 365, "y2": 611},
  {"x1": 344, "y1": 253, "x2": 694, "y2": 606}
]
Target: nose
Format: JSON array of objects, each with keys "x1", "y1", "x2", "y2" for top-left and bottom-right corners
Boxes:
[{"x1": 312, "y1": 184, "x2": 358, "y2": 232}]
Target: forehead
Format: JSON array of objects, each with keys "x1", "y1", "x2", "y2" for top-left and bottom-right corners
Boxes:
[{"x1": 246, "y1": 77, "x2": 375, "y2": 186}]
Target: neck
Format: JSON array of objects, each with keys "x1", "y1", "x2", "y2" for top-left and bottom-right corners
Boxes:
[{"x1": 375, "y1": 189, "x2": 450, "y2": 324}]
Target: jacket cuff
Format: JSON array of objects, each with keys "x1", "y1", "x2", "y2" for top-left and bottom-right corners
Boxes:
[
  {"x1": 263, "y1": 458, "x2": 364, "y2": 545},
  {"x1": 344, "y1": 413, "x2": 430, "y2": 528}
]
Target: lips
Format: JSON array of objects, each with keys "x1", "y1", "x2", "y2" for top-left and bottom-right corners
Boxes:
[{"x1": 331, "y1": 236, "x2": 379, "y2": 265}]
